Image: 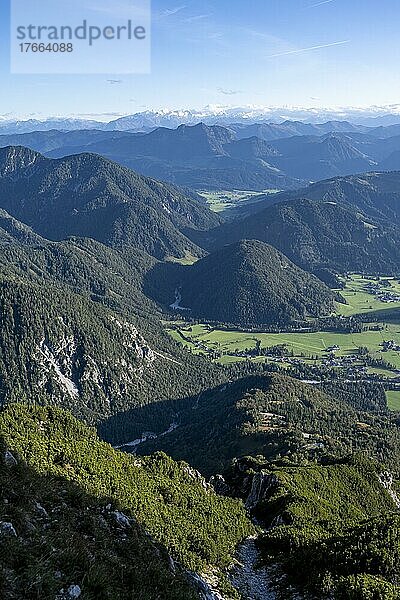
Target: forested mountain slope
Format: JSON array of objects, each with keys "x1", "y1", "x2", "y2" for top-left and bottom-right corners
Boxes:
[
  {"x1": 0, "y1": 146, "x2": 221, "y2": 260},
  {"x1": 150, "y1": 240, "x2": 338, "y2": 326},
  {"x1": 197, "y1": 198, "x2": 400, "y2": 274},
  {"x1": 269, "y1": 133, "x2": 377, "y2": 181},
  {"x1": 138, "y1": 373, "x2": 400, "y2": 477},
  {"x1": 259, "y1": 170, "x2": 400, "y2": 225},
  {"x1": 0, "y1": 404, "x2": 254, "y2": 598},
  {"x1": 0, "y1": 223, "x2": 241, "y2": 428},
  {"x1": 227, "y1": 455, "x2": 400, "y2": 599}
]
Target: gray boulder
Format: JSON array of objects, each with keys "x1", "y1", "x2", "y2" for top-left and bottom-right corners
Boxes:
[{"x1": 0, "y1": 522, "x2": 17, "y2": 537}]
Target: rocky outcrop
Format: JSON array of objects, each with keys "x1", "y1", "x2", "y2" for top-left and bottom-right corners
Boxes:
[
  {"x1": 34, "y1": 501, "x2": 49, "y2": 519},
  {"x1": 379, "y1": 471, "x2": 400, "y2": 509},
  {"x1": 56, "y1": 584, "x2": 82, "y2": 599},
  {"x1": 111, "y1": 511, "x2": 132, "y2": 528},
  {"x1": 230, "y1": 537, "x2": 277, "y2": 600},
  {"x1": 182, "y1": 464, "x2": 212, "y2": 492},
  {"x1": 109, "y1": 316, "x2": 156, "y2": 364},
  {"x1": 0, "y1": 522, "x2": 17, "y2": 537},
  {"x1": 245, "y1": 472, "x2": 279, "y2": 512},
  {"x1": 187, "y1": 571, "x2": 227, "y2": 600},
  {"x1": 3, "y1": 450, "x2": 17, "y2": 467},
  {"x1": 209, "y1": 474, "x2": 232, "y2": 496}
]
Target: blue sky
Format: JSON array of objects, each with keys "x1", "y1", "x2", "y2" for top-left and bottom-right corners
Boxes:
[{"x1": 1, "y1": 0, "x2": 399, "y2": 119}]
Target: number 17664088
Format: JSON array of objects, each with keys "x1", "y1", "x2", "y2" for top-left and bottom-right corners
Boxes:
[{"x1": 19, "y1": 43, "x2": 73, "y2": 52}]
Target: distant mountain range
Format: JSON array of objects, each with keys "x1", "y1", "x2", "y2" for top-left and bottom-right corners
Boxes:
[
  {"x1": 0, "y1": 125, "x2": 303, "y2": 191},
  {"x1": 3, "y1": 106, "x2": 400, "y2": 133},
  {"x1": 0, "y1": 117, "x2": 106, "y2": 134},
  {"x1": 229, "y1": 120, "x2": 369, "y2": 140},
  {"x1": 3, "y1": 122, "x2": 400, "y2": 190}
]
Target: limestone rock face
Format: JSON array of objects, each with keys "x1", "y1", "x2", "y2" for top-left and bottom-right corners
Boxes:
[
  {"x1": 379, "y1": 471, "x2": 400, "y2": 508},
  {"x1": 245, "y1": 472, "x2": 279, "y2": 512}
]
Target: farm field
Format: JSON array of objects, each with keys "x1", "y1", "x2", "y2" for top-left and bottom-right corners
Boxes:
[
  {"x1": 166, "y1": 251, "x2": 198, "y2": 265},
  {"x1": 166, "y1": 274, "x2": 400, "y2": 383},
  {"x1": 386, "y1": 390, "x2": 400, "y2": 411},
  {"x1": 168, "y1": 322, "x2": 400, "y2": 369},
  {"x1": 336, "y1": 274, "x2": 400, "y2": 316},
  {"x1": 199, "y1": 189, "x2": 279, "y2": 216}
]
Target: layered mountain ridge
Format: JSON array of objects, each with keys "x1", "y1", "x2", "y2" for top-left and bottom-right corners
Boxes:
[
  {"x1": 4, "y1": 121, "x2": 400, "y2": 191},
  {"x1": 0, "y1": 146, "x2": 220, "y2": 260},
  {"x1": 199, "y1": 196, "x2": 400, "y2": 274}
]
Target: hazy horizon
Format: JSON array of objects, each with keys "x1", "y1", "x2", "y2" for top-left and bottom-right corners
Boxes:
[{"x1": 3, "y1": 103, "x2": 400, "y2": 127}]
